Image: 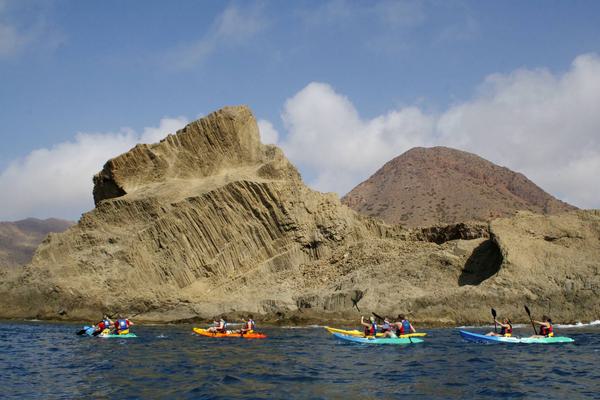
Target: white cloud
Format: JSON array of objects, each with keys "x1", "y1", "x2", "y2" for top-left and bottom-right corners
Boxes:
[
  {"x1": 280, "y1": 82, "x2": 434, "y2": 194},
  {"x1": 257, "y1": 119, "x2": 278, "y2": 144},
  {"x1": 169, "y1": 3, "x2": 267, "y2": 68},
  {"x1": 278, "y1": 54, "x2": 600, "y2": 208},
  {"x1": 0, "y1": 117, "x2": 188, "y2": 221}
]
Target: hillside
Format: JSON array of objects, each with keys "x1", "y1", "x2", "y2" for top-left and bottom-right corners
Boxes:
[
  {"x1": 0, "y1": 108, "x2": 597, "y2": 325},
  {"x1": 0, "y1": 218, "x2": 73, "y2": 268},
  {"x1": 342, "y1": 147, "x2": 576, "y2": 227}
]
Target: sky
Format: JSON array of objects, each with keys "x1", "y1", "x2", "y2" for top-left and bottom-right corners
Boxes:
[{"x1": 1, "y1": 0, "x2": 600, "y2": 220}]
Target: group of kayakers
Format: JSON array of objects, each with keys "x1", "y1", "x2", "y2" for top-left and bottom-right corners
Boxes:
[
  {"x1": 81, "y1": 311, "x2": 559, "y2": 340},
  {"x1": 91, "y1": 315, "x2": 134, "y2": 335},
  {"x1": 360, "y1": 314, "x2": 417, "y2": 337},
  {"x1": 486, "y1": 315, "x2": 554, "y2": 338},
  {"x1": 207, "y1": 315, "x2": 257, "y2": 335}
]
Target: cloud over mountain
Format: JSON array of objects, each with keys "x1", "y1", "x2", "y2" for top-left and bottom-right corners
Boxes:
[{"x1": 276, "y1": 53, "x2": 600, "y2": 209}]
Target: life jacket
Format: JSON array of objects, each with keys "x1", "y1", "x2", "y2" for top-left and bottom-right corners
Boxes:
[
  {"x1": 500, "y1": 323, "x2": 513, "y2": 336},
  {"x1": 248, "y1": 319, "x2": 256, "y2": 330},
  {"x1": 117, "y1": 319, "x2": 128, "y2": 331},
  {"x1": 103, "y1": 319, "x2": 111, "y2": 329},
  {"x1": 218, "y1": 321, "x2": 227, "y2": 332},
  {"x1": 540, "y1": 323, "x2": 553, "y2": 337},
  {"x1": 365, "y1": 322, "x2": 378, "y2": 336},
  {"x1": 398, "y1": 320, "x2": 411, "y2": 335}
]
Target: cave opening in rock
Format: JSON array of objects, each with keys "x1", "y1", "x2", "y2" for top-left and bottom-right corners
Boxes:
[{"x1": 458, "y1": 239, "x2": 503, "y2": 286}]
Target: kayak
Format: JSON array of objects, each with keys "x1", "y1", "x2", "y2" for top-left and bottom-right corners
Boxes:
[
  {"x1": 98, "y1": 332, "x2": 138, "y2": 338},
  {"x1": 193, "y1": 328, "x2": 267, "y2": 339},
  {"x1": 79, "y1": 326, "x2": 137, "y2": 338},
  {"x1": 332, "y1": 332, "x2": 423, "y2": 345},
  {"x1": 459, "y1": 330, "x2": 574, "y2": 344},
  {"x1": 325, "y1": 326, "x2": 427, "y2": 338}
]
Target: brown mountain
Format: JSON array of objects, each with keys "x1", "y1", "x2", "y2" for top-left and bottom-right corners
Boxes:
[
  {"x1": 342, "y1": 146, "x2": 576, "y2": 227},
  {"x1": 0, "y1": 218, "x2": 73, "y2": 268}
]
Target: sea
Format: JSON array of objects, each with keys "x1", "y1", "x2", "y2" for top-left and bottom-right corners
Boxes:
[{"x1": 1, "y1": 320, "x2": 599, "y2": 399}]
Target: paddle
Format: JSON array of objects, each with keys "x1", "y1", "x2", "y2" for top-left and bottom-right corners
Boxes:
[
  {"x1": 372, "y1": 312, "x2": 384, "y2": 322},
  {"x1": 524, "y1": 305, "x2": 538, "y2": 335},
  {"x1": 491, "y1": 308, "x2": 497, "y2": 333}
]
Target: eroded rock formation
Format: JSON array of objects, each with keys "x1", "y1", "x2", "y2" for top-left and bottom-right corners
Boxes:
[{"x1": 0, "y1": 107, "x2": 598, "y2": 325}]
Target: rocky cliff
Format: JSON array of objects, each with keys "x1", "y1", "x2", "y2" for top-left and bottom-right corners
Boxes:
[
  {"x1": 342, "y1": 146, "x2": 576, "y2": 227},
  {"x1": 0, "y1": 107, "x2": 598, "y2": 325}
]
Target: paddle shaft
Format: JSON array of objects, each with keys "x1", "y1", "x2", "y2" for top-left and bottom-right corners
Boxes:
[{"x1": 525, "y1": 305, "x2": 538, "y2": 335}]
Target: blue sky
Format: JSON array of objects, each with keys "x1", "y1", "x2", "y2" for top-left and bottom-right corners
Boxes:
[{"x1": 1, "y1": 0, "x2": 600, "y2": 220}]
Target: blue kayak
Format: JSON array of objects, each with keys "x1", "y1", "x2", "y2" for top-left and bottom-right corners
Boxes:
[
  {"x1": 333, "y1": 332, "x2": 423, "y2": 344},
  {"x1": 79, "y1": 326, "x2": 137, "y2": 338},
  {"x1": 459, "y1": 330, "x2": 574, "y2": 344}
]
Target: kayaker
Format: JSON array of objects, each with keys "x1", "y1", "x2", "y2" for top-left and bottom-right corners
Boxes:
[
  {"x1": 486, "y1": 318, "x2": 513, "y2": 337},
  {"x1": 393, "y1": 314, "x2": 416, "y2": 336},
  {"x1": 96, "y1": 315, "x2": 113, "y2": 334},
  {"x1": 360, "y1": 316, "x2": 377, "y2": 337},
  {"x1": 381, "y1": 317, "x2": 397, "y2": 338},
  {"x1": 532, "y1": 315, "x2": 554, "y2": 337},
  {"x1": 240, "y1": 315, "x2": 256, "y2": 334},
  {"x1": 208, "y1": 317, "x2": 227, "y2": 333},
  {"x1": 114, "y1": 315, "x2": 134, "y2": 335}
]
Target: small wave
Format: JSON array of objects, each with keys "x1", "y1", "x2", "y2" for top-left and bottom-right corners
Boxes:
[{"x1": 556, "y1": 320, "x2": 600, "y2": 328}]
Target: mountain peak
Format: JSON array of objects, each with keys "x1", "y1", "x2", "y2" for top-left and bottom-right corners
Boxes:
[{"x1": 342, "y1": 146, "x2": 576, "y2": 227}]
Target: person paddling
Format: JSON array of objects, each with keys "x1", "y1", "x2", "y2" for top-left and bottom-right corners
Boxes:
[
  {"x1": 393, "y1": 314, "x2": 416, "y2": 337},
  {"x1": 361, "y1": 316, "x2": 378, "y2": 337},
  {"x1": 208, "y1": 317, "x2": 227, "y2": 333},
  {"x1": 97, "y1": 315, "x2": 114, "y2": 335},
  {"x1": 114, "y1": 315, "x2": 134, "y2": 335},
  {"x1": 240, "y1": 315, "x2": 256, "y2": 334},
  {"x1": 532, "y1": 315, "x2": 554, "y2": 337},
  {"x1": 486, "y1": 317, "x2": 513, "y2": 337}
]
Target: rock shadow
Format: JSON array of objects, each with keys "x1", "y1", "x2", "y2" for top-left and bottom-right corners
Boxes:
[{"x1": 458, "y1": 239, "x2": 503, "y2": 286}]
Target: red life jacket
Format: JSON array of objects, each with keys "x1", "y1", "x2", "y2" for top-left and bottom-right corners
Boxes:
[
  {"x1": 364, "y1": 322, "x2": 377, "y2": 336},
  {"x1": 540, "y1": 323, "x2": 553, "y2": 336},
  {"x1": 500, "y1": 324, "x2": 512, "y2": 336}
]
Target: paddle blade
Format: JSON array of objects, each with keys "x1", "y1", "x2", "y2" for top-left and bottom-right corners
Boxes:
[
  {"x1": 372, "y1": 312, "x2": 384, "y2": 322},
  {"x1": 524, "y1": 305, "x2": 531, "y2": 316},
  {"x1": 491, "y1": 308, "x2": 497, "y2": 318}
]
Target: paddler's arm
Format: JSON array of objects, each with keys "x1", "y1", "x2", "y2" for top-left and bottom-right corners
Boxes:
[{"x1": 360, "y1": 316, "x2": 370, "y2": 328}]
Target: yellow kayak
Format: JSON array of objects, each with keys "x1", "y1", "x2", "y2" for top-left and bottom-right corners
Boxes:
[{"x1": 324, "y1": 326, "x2": 427, "y2": 338}]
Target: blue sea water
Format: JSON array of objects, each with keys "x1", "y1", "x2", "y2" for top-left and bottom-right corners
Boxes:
[{"x1": 1, "y1": 321, "x2": 599, "y2": 399}]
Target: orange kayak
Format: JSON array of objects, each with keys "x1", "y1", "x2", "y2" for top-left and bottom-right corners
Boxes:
[{"x1": 193, "y1": 328, "x2": 267, "y2": 339}]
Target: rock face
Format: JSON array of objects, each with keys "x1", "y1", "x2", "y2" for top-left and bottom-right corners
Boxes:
[
  {"x1": 342, "y1": 146, "x2": 576, "y2": 227},
  {"x1": 0, "y1": 107, "x2": 598, "y2": 326},
  {"x1": 0, "y1": 218, "x2": 73, "y2": 269}
]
